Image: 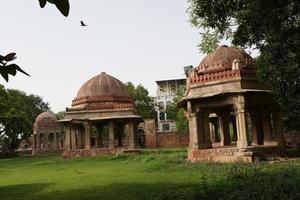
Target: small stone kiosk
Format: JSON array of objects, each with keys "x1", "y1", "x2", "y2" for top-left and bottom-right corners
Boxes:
[
  {"x1": 178, "y1": 45, "x2": 285, "y2": 162},
  {"x1": 59, "y1": 72, "x2": 142, "y2": 158},
  {"x1": 32, "y1": 112, "x2": 64, "y2": 155}
]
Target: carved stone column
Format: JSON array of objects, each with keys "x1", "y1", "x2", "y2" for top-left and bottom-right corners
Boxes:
[
  {"x1": 77, "y1": 130, "x2": 82, "y2": 149},
  {"x1": 128, "y1": 121, "x2": 138, "y2": 149},
  {"x1": 108, "y1": 121, "x2": 115, "y2": 148},
  {"x1": 71, "y1": 128, "x2": 76, "y2": 150},
  {"x1": 188, "y1": 113, "x2": 200, "y2": 149},
  {"x1": 235, "y1": 95, "x2": 250, "y2": 148},
  {"x1": 53, "y1": 132, "x2": 58, "y2": 150},
  {"x1": 64, "y1": 126, "x2": 71, "y2": 151},
  {"x1": 202, "y1": 112, "x2": 212, "y2": 148},
  {"x1": 83, "y1": 122, "x2": 91, "y2": 150},
  {"x1": 262, "y1": 113, "x2": 273, "y2": 145},
  {"x1": 218, "y1": 113, "x2": 231, "y2": 146}
]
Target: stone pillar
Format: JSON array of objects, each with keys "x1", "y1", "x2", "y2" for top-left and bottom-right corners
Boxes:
[
  {"x1": 83, "y1": 122, "x2": 91, "y2": 150},
  {"x1": 235, "y1": 95, "x2": 250, "y2": 148},
  {"x1": 262, "y1": 113, "x2": 273, "y2": 145},
  {"x1": 71, "y1": 128, "x2": 76, "y2": 150},
  {"x1": 108, "y1": 121, "x2": 115, "y2": 148},
  {"x1": 218, "y1": 114, "x2": 231, "y2": 146},
  {"x1": 128, "y1": 121, "x2": 138, "y2": 149},
  {"x1": 53, "y1": 132, "x2": 58, "y2": 150},
  {"x1": 77, "y1": 130, "x2": 82, "y2": 149},
  {"x1": 272, "y1": 112, "x2": 285, "y2": 147},
  {"x1": 188, "y1": 113, "x2": 200, "y2": 149},
  {"x1": 64, "y1": 126, "x2": 71, "y2": 151}
]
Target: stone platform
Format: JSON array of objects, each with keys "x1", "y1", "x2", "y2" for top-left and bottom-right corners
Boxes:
[
  {"x1": 188, "y1": 145, "x2": 286, "y2": 162},
  {"x1": 62, "y1": 148, "x2": 141, "y2": 159}
]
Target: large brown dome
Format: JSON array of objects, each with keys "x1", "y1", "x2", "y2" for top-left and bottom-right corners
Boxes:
[
  {"x1": 70, "y1": 72, "x2": 134, "y2": 111},
  {"x1": 197, "y1": 45, "x2": 255, "y2": 74}
]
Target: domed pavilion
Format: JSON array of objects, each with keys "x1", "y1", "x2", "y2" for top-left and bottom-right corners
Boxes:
[
  {"x1": 178, "y1": 45, "x2": 285, "y2": 162},
  {"x1": 59, "y1": 72, "x2": 142, "y2": 158},
  {"x1": 32, "y1": 111, "x2": 64, "y2": 155}
]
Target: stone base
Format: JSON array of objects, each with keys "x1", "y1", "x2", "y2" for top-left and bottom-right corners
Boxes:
[
  {"x1": 188, "y1": 145, "x2": 286, "y2": 163},
  {"x1": 32, "y1": 149, "x2": 63, "y2": 155},
  {"x1": 62, "y1": 148, "x2": 141, "y2": 159}
]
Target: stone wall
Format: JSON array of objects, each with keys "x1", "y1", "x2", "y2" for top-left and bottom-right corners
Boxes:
[
  {"x1": 156, "y1": 131, "x2": 189, "y2": 147},
  {"x1": 141, "y1": 119, "x2": 189, "y2": 148},
  {"x1": 284, "y1": 131, "x2": 300, "y2": 149}
]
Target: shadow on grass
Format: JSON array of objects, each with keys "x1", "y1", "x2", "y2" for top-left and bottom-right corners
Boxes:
[
  {"x1": 0, "y1": 183, "x2": 53, "y2": 200},
  {"x1": 1, "y1": 166, "x2": 300, "y2": 200}
]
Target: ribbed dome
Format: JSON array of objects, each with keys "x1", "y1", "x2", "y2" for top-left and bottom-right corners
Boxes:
[
  {"x1": 71, "y1": 72, "x2": 134, "y2": 110},
  {"x1": 197, "y1": 45, "x2": 255, "y2": 73},
  {"x1": 35, "y1": 112, "x2": 56, "y2": 124}
]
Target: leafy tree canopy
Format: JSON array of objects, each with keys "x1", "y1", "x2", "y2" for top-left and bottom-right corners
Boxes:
[
  {"x1": 165, "y1": 87, "x2": 189, "y2": 134},
  {"x1": 38, "y1": 0, "x2": 70, "y2": 17},
  {"x1": 0, "y1": 85, "x2": 50, "y2": 151},
  {"x1": 188, "y1": 0, "x2": 300, "y2": 130},
  {"x1": 125, "y1": 82, "x2": 156, "y2": 119},
  {"x1": 0, "y1": 52, "x2": 30, "y2": 82}
]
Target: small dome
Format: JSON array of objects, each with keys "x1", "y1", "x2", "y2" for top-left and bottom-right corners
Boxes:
[
  {"x1": 33, "y1": 112, "x2": 58, "y2": 134},
  {"x1": 197, "y1": 45, "x2": 255, "y2": 73},
  {"x1": 70, "y1": 72, "x2": 134, "y2": 111},
  {"x1": 35, "y1": 111, "x2": 56, "y2": 124}
]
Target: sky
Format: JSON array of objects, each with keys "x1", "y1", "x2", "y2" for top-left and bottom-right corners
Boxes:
[{"x1": 0, "y1": 0, "x2": 224, "y2": 112}]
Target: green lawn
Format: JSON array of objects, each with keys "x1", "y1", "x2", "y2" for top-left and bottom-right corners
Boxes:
[{"x1": 1, "y1": 148, "x2": 300, "y2": 200}]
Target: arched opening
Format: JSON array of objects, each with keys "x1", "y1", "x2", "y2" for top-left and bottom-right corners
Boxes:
[{"x1": 138, "y1": 129, "x2": 146, "y2": 148}]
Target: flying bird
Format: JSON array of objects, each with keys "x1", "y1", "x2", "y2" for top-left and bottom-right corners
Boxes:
[{"x1": 80, "y1": 20, "x2": 87, "y2": 26}]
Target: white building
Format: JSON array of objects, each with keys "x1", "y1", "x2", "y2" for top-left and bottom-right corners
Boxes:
[{"x1": 154, "y1": 78, "x2": 186, "y2": 131}]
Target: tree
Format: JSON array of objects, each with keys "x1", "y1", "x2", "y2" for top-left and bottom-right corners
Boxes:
[
  {"x1": 0, "y1": 85, "x2": 50, "y2": 151},
  {"x1": 125, "y1": 82, "x2": 156, "y2": 119},
  {"x1": 165, "y1": 87, "x2": 189, "y2": 134},
  {"x1": 38, "y1": 0, "x2": 70, "y2": 17},
  {"x1": 188, "y1": 0, "x2": 300, "y2": 130},
  {"x1": 0, "y1": 52, "x2": 30, "y2": 82}
]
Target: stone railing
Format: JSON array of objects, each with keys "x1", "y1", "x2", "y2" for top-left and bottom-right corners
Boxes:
[{"x1": 188, "y1": 69, "x2": 257, "y2": 85}]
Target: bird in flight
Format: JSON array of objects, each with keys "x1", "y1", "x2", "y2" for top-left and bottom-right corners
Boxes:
[{"x1": 80, "y1": 20, "x2": 87, "y2": 26}]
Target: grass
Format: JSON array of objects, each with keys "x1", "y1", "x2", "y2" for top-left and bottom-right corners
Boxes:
[{"x1": 0, "y1": 148, "x2": 300, "y2": 200}]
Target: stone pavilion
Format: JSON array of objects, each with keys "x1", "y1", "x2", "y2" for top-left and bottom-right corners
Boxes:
[
  {"x1": 178, "y1": 45, "x2": 285, "y2": 162},
  {"x1": 59, "y1": 72, "x2": 142, "y2": 158},
  {"x1": 32, "y1": 111, "x2": 64, "y2": 155}
]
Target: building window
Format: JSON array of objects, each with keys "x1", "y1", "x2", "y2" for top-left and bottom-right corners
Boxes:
[
  {"x1": 158, "y1": 102, "x2": 164, "y2": 109},
  {"x1": 159, "y1": 112, "x2": 165, "y2": 121},
  {"x1": 162, "y1": 123, "x2": 170, "y2": 131}
]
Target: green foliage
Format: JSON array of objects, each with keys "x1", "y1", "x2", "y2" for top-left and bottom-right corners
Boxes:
[
  {"x1": 188, "y1": 0, "x2": 300, "y2": 130},
  {"x1": 38, "y1": 0, "x2": 70, "y2": 17},
  {"x1": 1, "y1": 150, "x2": 300, "y2": 200},
  {"x1": 0, "y1": 53, "x2": 30, "y2": 82},
  {"x1": 55, "y1": 111, "x2": 65, "y2": 120},
  {"x1": 176, "y1": 109, "x2": 189, "y2": 135},
  {"x1": 0, "y1": 85, "x2": 50, "y2": 151},
  {"x1": 165, "y1": 87, "x2": 189, "y2": 134},
  {"x1": 125, "y1": 82, "x2": 156, "y2": 119}
]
